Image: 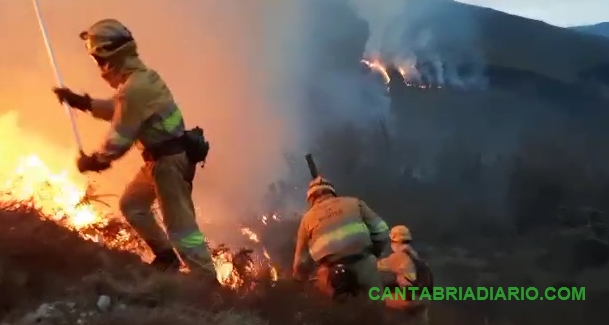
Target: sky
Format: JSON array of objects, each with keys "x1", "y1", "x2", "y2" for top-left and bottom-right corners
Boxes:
[{"x1": 457, "y1": 0, "x2": 609, "y2": 27}]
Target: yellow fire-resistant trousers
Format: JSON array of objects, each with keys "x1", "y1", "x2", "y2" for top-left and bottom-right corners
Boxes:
[{"x1": 118, "y1": 152, "x2": 216, "y2": 276}]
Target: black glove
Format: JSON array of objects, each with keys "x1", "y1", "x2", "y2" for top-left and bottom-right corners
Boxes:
[
  {"x1": 76, "y1": 152, "x2": 111, "y2": 173},
  {"x1": 52, "y1": 87, "x2": 92, "y2": 111}
]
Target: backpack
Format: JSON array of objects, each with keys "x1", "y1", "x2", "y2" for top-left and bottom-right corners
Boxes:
[{"x1": 405, "y1": 251, "x2": 434, "y2": 290}]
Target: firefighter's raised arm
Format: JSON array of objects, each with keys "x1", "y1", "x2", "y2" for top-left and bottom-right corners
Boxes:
[{"x1": 52, "y1": 87, "x2": 115, "y2": 122}]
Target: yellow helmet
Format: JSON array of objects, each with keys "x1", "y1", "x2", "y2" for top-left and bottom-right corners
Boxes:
[
  {"x1": 79, "y1": 19, "x2": 137, "y2": 59},
  {"x1": 390, "y1": 225, "x2": 412, "y2": 242},
  {"x1": 306, "y1": 176, "x2": 336, "y2": 204}
]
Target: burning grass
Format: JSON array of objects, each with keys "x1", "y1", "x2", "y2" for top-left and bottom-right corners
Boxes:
[
  {"x1": 0, "y1": 138, "x2": 388, "y2": 324},
  {"x1": 0, "y1": 140, "x2": 279, "y2": 290},
  {"x1": 0, "y1": 205, "x2": 395, "y2": 325}
]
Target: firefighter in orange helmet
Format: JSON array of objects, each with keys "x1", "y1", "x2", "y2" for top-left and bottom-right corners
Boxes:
[
  {"x1": 51, "y1": 19, "x2": 215, "y2": 281},
  {"x1": 378, "y1": 225, "x2": 431, "y2": 325},
  {"x1": 292, "y1": 176, "x2": 390, "y2": 299}
]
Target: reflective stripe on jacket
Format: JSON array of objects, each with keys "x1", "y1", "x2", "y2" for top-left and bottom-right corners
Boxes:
[
  {"x1": 293, "y1": 196, "x2": 389, "y2": 274},
  {"x1": 96, "y1": 57, "x2": 186, "y2": 161}
]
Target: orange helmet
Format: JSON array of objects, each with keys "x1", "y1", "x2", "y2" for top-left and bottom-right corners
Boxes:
[
  {"x1": 390, "y1": 225, "x2": 412, "y2": 242},
  {"x1": 306, "y1": 176, "x2": 336, "y2": 204}
]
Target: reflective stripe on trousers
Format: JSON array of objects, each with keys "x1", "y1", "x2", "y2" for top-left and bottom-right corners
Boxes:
[{"x1": 174, "y1": 230, "x2": 207, "y2": 251}]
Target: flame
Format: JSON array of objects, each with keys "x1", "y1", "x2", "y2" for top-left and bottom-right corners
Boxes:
[
  {"x1": 361, "y1": 58, "x2": 390, "y2": 84},
  {"x1": 263, "y1": 247, "x2": 278, "y2": 281},
  {"x1": 361, "y1": 57, "x2": 442, "y2": 89},
  {"x1": 260, "y1": 213, "x2": 280, "y2": 225},
  {"x1": 212, "y1": 246, "x2": 256, "y2": 289},
  {"x1": 205, "y1": 223, "x2": 281, "y2": 288},
  {"x1": 0, "y1": 111, "x2": 278, "y2": 290},
  {"x1": 240, "y1": 227, "x2": 260, "y2": 243},
  {"x1": 0, "y1": 112, "x2": 151, "y2": 256},
  {"x1": 2, "y1": 154, "x2": 99, "y2": 228},
  {"x1": 0, "y1": 157, "x2": 151, "y2": 256}
]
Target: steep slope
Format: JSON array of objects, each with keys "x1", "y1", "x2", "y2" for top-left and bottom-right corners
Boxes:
[{"x1": 0, "y1": 206, "x2": 392, "y2": 325}]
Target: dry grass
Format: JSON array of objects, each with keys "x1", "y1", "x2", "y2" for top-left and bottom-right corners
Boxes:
[
  {"x1": 0, "y1": 206, "x2": 392, "y2": 325},
  {"x1": 1, "y1": 205, "x2": 606, "y2": 325}
]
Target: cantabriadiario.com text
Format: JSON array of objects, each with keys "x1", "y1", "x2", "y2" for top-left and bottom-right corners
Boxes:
[{"x1": 368, "y1": 286, "x2": 585, "y2": 301}]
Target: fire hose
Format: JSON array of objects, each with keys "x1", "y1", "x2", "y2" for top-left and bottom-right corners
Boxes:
[{"x1": 32, "y1": 0, "x2": 85, "y2": 153}]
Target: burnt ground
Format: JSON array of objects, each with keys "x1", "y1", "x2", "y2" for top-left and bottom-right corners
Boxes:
[{"x1": 1, "y1": 206, "x2": 607, "y2": 325}]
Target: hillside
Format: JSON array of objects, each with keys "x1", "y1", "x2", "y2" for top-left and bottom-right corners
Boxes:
[
  {"x1": 2, "y1": 205, "x2": 607, "y2": 325},
  {"x1": 572, "y1": 22, "x2": 609, "y2": 39},
  {"x1": 378, "y1": 0, "x2": 609, "y2": 84},
  {"x1": 0, "y1": 206, "x2": 390, "y2": 325}
]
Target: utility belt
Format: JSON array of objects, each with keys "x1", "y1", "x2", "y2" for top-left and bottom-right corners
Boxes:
[
  {"x1": 142, "y1": 127, "x2": 210, "y2": 167},
  {"x1": 142, "y1": 135, "x2": 187, "y2": 162},
  {"x1": 318, "y1": 253, "x2": 366, "y2": 267}
]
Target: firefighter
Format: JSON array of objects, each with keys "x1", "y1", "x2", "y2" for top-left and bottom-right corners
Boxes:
[
  {"x1": 378, "y1": 225, "x2": 431, "y2": 325},
  {"x1": 292, "y1": 176, "x2": 390, "y2": 299},
  {"x1": 51, "y1": 19, "x2": 216, "y2": 281}
]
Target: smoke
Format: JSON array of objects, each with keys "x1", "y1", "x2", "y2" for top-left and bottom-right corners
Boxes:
[
  {"x1": 251, "y1": 0, "x2": 492, "y2": 212},
  {"x1": 349, "y1": 0, "x2": 487, "y2": 88},
  {"x1": 277, "y1": 0, "x2": 391, "y2": 135},
  {"x1": 0, "y1": 0, "x2": 305, "y2": 227},
  {"x1": 0, "y1": 0, "x2": 411, "y2": 233}
]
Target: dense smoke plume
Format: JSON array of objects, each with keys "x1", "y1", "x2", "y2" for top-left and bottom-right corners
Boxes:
[{"x1": 350, "y1": 0, "x2": 487, "y2": 88}]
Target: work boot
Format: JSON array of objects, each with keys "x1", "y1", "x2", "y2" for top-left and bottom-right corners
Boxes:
[
  {"x1": 181, "y1": 249, "x2": 219, "y2": 287},
  {"x1": 150, "y1": 249, "x2": 181, "y2": 272}
]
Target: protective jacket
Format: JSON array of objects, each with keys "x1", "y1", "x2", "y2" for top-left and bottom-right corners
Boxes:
[
  {"x1": 378, "y1": 242, "x2": 419, "y2": 287},
  {"x1": 91, "y1": 57, "x2": 185, "y2": 162},
  {"x1": 378, "y1": 242, "x2": 429, "y2": 324},
  {"x1": 293, "y1": 196, "x2": 389, "y2": 274}
]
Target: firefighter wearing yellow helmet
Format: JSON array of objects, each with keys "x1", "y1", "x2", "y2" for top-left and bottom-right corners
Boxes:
[
  {"x1": 378, "y1": 225, "x2": 431, "y2": 325},
  {"x1": 51, "y1": 19, "x2": 215, "y2": 280},
  {"x1": 292, "y1": 176, "x2": 390, "y2": 298}
]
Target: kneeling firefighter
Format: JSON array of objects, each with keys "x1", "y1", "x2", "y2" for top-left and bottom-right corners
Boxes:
[
  {"x1": 378, "y1": 225, "x2": 433, "y2": 325},
  {"x1": 52, "y1": 19, "x2": 216, "y2": 280},
  {"x1": 292, "y1": 176, "x2": 390, "y2": 299}
]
